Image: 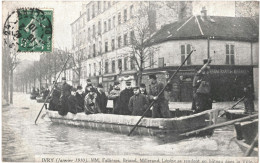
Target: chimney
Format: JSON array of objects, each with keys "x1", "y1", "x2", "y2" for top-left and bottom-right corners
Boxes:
[{"x1": 201, "y1": 7, "x2": 207, "y2": 18}]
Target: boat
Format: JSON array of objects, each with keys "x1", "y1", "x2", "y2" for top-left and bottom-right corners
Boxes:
[
  {"x1": 46, "y1": 109, "x2": 214, "y2": 140},
  {"x1": 233, "y1": 119, "x2": 258, "y2": 156},
  {"x1": 225, "y1": 109, "x2": 257, "y2": 120}
]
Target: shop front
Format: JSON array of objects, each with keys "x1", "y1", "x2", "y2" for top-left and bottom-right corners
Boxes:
[{"x1": 102, "y1": 75, "x2": 117, "y2": 93}]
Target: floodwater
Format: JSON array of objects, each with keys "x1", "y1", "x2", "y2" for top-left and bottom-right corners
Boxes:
[{"x1": 2, "y1": 92, "x2": 244, "y2": 162}]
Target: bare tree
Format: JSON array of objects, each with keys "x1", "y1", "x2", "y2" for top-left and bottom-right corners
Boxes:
[
  {"x1": 235, "y1": 1, "x2": 259, "y2": 24},
  {"x1": 71, "y1": 50, "x2": 86, "y2": 85},
  {"x1": 126, "y1": 2, "x2": 159, "y2": 85}
]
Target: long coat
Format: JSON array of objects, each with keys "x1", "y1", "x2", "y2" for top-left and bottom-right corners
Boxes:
[
  {"x1": 76, "y1": 92, "x2": 85, "y2": 112},
  {"x1": 96, "y1": 91, "x2": 108, "y2": 113},
  {"x1": 117, "y1": 88, "x2": 134, "y2": 115},
  {"x1": 58, "y1": 82, "x2": 72, "y2": 116},
  {"x1": 84, "y1": 93, "x2": 100, "y2": 114},
  {"x1": 128, "y1": 94, "x2": 149, "y2": 116},
  {"x1": 68, "y1": 95, "x2": 79, "y2": 114},
  {"x1": 49, "y1": 88, "x2": 61, "y2": 111},
  {"x1": 108, "y1": 89, "x2": 120, "y2": 114}
]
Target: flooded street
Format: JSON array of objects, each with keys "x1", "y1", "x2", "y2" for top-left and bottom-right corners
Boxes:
[{"x1": 2, "y1": 92, "x2": 244, "y2": 162}]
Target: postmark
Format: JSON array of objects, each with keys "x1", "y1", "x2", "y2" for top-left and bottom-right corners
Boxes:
[{"x1": 3, "y1": 8, "x2": 53, "y2": 52}]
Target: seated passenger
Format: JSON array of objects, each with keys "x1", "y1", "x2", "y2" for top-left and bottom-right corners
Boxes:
[
  {"x1": 68, "y1": 88, "x2": 80, "y2": 114},
  {"x1": 76, "y1": 85, "x2": 85, "y2": 112},
  {"x1": 84, "y1": 88, "x2": 100, "y2": 114},
  {"x1": 128, "y1": 87, "x2": 149, "y2": 116}
]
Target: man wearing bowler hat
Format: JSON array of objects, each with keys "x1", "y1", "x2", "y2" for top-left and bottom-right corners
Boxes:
[
  {"x1": 148, "y1": 74, "x2": 171, "y2": 118},
  {"x1": 96, "y1": 83, "x2": 108, "y2": 113},
  {"x1": 117, "y1": 81, "x2": 134, "y2": 115},
  {"x1": 108, "y1": 81, "x2": 121, "y2": 114},
  {"x1": 58, "y1": 77, "x2": 72, "y2": 116}
]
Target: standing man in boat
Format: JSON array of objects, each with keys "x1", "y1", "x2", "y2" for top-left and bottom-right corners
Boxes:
[
  {"x1": 148, "y1": 74, "x2": 171, "y2": 118},
  {"x1": 108, "y1": 81, "x2": 121, "y2": 114},
  {"x1": 49, "y1": 81, "x2": 61, "y2": 111},
  {"x1": 68, "y1": 88, "x2": 80, "y2": 114},
  {"x1": 117, "y1": 81, "x2": 134, "y2": 115},
  {"x1": 75, "y1": 85, "x2": 85, "y2": 113},
  {"x1": 192, "y1": 59, "x2": 212, "y2": 113},
  {"x1": 128, "y1": 86, "x2": 149, "y2": 116},
  {"x1": 96, "y1": 83, "x2": 108, "y2": 113},
  {"x1": 58, "y1": 77, "x2": 72, "y2": 116}
]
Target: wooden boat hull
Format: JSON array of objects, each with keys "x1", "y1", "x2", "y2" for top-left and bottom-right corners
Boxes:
[
  {"x1": 225, "y1": 109, "x2": 257, "y2": 120},
  {"x1": 36, "y1": 97, "x2": 50, "y2": 103},
  {"x1": 47, "y1": 110, "x2": 213, "y2": 139},
  {"x1": 234, "y1": 139, "x2": 258, "y2": 157}
]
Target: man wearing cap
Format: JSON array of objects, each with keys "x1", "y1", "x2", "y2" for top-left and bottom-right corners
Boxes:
[
  {"x1": 148, "y1": 74, "x2": 171, "y2": 118},
  {"x1": 58, "y1": 77, "x2": 72, "y2": 116},
  {"x1": 76, "y1": 85, "x2": 85, "y2": 112},
  {"x1": 84, "y1": 87, "x2": 100, "y2": 114},
  {"x1": 49, "y1": 81, "x2": 61, "y2": 111},
  {"x1": 108, "y1": 81, "x2": 121, "y2": 114},
  {"x1": 192, "y1": 59, "x2": 212, "y2": 113},
  {"x1": 85, "y1": 79, "x2": 96, "y2": 94},
  {"x1": 96, "y1": 83, "x2": 108, "y2": 113},
  {"x1": 117, "y1": 81, "x2": 134, "y2": 115},
  {"x1": 128, "y1": 86, "x2": 149, "y2": 116}
]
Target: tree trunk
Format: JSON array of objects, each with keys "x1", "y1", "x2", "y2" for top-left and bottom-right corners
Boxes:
[
  {"x1": 137, "y1": 70, "x2": 143, "y2": 86},
  {"x1": 10, "y1": 69, "x2": 13, "y2": 104},
  {"x1": 6, "y1": 72, "x2": 9, "y2": 103}
]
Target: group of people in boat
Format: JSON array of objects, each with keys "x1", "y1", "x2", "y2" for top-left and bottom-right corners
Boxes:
[
  {"x1": 48, "y1": 74, "x2": 172, "y2": 118},
  {"x1": 47, "y1": 58, "x2": 255, "y2": 117}
]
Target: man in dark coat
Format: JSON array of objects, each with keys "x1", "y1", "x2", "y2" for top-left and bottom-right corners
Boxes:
[
  {"x1": 243, "y1": 84, "x2": 255, "y2": 114},
  {"x1": 85, "y1": 79, "x2": 96, "y2": 94},
  {"x1": 49, "y1": 82, "x2": 61, "y2": 111},
  {"x1": 117, "y1": 81, "x2": 134, "y2": 115},
  {"x1": 192, "y1": 59, "x2": 212, "y2": 113},
  {"x1": 75, "y1": 85, "x2": 85, "y2": 113},
  {"x1": 129, "y1": 87, "x2": 149, "y2": 116},
  {"x1": 140, "y1": 83, "x2": 151, "y2": 117},
  {"x1": 58, "y1": 77, "x2": 72, "y2": 116},
  {"x1": 148, "y1": 74, "x2": 171, "y2": 118},
  {"x1": 108, "y1": 81, "x2": 121, "y2": 114},
  {"x1": 68, "y1": 88, "x2": 80, "y2": 114},
  {"x1": 96, "y1": 83, "x2": 108, "y2": 113}
]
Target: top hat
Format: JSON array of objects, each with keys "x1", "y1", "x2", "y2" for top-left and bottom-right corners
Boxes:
[
  {"x1": 126, "y1": 81, "x2": 132, "y2": 86},
  {"x1": 87, "y1": 79, "x2": 91, "y2": 82},
  {"x1": 114, "y1": 81, "x2": 120, "y2": 86},
  {"x1": 97, "y1": 83, "x2": 103, "y2": 88},
  {"x1": 62, "y1": 77, "x2": 66, "y2": 80},
  {"x1": 71, "y1": 88, "x2": 77, "y2": 92},
  {"x1": 77, "y1": 85, "x2": 82, "y2": 90},
  {"x1": 90, "y1": 87, "x2": 96, "y2": 92},
  {"x1": 140, "y1": 83, "x2": 146, "y2": 88},
  {"x1": 149, "y1": 74, "x2": 157, "y2": 80}
]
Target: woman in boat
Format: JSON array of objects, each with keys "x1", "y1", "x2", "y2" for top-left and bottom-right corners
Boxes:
[
  {"x1": 192, "y1": 59, "x2": 212, "y2": 113},
  {"x1": 84, "y1": 87, "x2": 100, "y2": 114},
  {"x1": 128, "y1": 86, "x2": 149, "y2": 116}
]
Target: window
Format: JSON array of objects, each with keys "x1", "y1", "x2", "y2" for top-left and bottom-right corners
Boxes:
[
  {"x1": 99, "y1": 62, "x2": 102, "y2": 75},
  {"x1": 105, "y1": 41, "x2": 108, "y2": 52},
  {"x1": 111, "y1": 39, "x2": 115, "y2": 50},
  {"x1": 103, "y1": 1, "x2": 106, "y2": 11},
  {"x1": 93, "y1": 24, "x2": 96, "y2": 37},
  {"x1": 226, "y1": 44, "x2": 235, "y2": 65},
  {"x1": 98, "y1": 21, "x2": 101, "y2": 35},
  {"x1": 124, "y1": 34, "x2": 128, "y2": 46},
  {"x1": 104, "y1": 21, "x2": 107, "y2": 32},
  {"x1": 124, "y1": 9, "x2": 127, "y2": 22},
  {"x1": 118, "y1": 36, "x2": 121, "y2": 48},
  {"x1": 130, "y1": 58, "x2": 135, "y2": 70},
  {"x1": 130, "y1": 5, "x2": 134, "y2": 18},
  {"x1": 98, "y1": 1, "x2": 101, "y2": 13},
  {"x1": 113, "y1": 16, "x2": 115, "y2": 28},
  {"x1": 105, "y1": 61, "x2": 109, "y2": 73},
  {"x1": 88, "y1": 45, "x2": 92, "y2": 58},
  {"x1": 118, "y1": 12, "x2": 121, "y2": 25},
  {"x1": 118, "y1": 59, "x2": 122, "y2": 70},
  {"x1": 149, "y1": 53, "x2": 154, "y2": 68},
  {"x1": 88, "y1": 28, "x2": 91, "y2": 40},
  {"x1": 99, "y1": 41, "x2": 102, "y2": 54},
  {"x1": 92, "y1": 4, "x2": 95, "y2": 18},
  {"x1": 181, "y1": 44, "x2": 191, "y2": 65},
  {"x1": 158, "y1": 58, "x2": 164, "y2": 67},
  {"x1": 93, "y1": 44, "x2": 96, "y2": 57},
  {"x1": 87, "y1": 8, "x2": 90, "y2": 21},
  {"x1": 130, "y1": 31, "x2": 135, "y2": 44},
  {"x1": 93, "y1": 63, "x2": 96, "y2": 76},
  {"x1": 108, "y1": 1, "x2": 111, "y2": 8},
  {"x1": 89, "y1": 64, "x2": 91, "y2": 76},
  {"x1": 112, "y1": 60, "x2": 115, "y2": 73},
  {"x1": 108, "y1": 19, "x2": 111, "y2": 30},
  {"x1": 124, "y1": 57, "x2": 128, "y2": 70}
]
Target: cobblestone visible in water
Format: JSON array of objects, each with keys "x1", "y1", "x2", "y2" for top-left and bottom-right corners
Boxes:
[{"x1": 2, "y1": 93, "x2": 245, "y2": 162}]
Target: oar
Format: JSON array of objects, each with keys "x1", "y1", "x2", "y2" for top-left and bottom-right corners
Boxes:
[
  {"x1": 180, "y1": 114, "x2": 258, "y2": 137},
  {"x1": 128, "y1": 49, "x2": 195, "y2": 136},
  {"x1": 245, "y1": 132, "x2": 258, "y2": 156},
  {"x1": 34, "y1": 55, "x2": 71, "y2": 124},
  {"x1": 218, "y1": 96, "x2": 245, "y2": 117}
]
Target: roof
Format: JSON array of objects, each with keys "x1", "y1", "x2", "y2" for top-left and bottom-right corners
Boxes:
[{"x1": 147, "y1": 16, "x2": 259, "y2": 46}]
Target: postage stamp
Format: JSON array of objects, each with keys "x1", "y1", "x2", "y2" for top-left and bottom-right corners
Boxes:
[{"x1": 3, "y1": 8, "x2": 53, "y2": 52}]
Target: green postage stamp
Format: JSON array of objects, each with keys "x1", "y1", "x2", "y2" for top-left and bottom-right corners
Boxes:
[{"x1": 4, "y1": 8, "x2": 53, "y2": 52}]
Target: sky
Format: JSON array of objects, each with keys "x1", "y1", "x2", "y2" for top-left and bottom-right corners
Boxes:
[{"x1": 2, "y1": 1, "x2": 240, "y2": 61}]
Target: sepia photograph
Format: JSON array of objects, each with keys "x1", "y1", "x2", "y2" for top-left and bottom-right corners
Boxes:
[{"x1": 2, "y1": 0, "x2": 259, "y2": 162}]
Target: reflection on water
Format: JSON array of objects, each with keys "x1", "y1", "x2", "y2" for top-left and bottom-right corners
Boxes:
[{"x1": 2, "y1": 93, "x2": 244, "y2": 162}]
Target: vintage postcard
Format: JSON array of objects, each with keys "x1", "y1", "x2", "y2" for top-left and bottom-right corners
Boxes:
[{"x1": 2, "y1": 0, "x2": 259, "y2": 162}]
